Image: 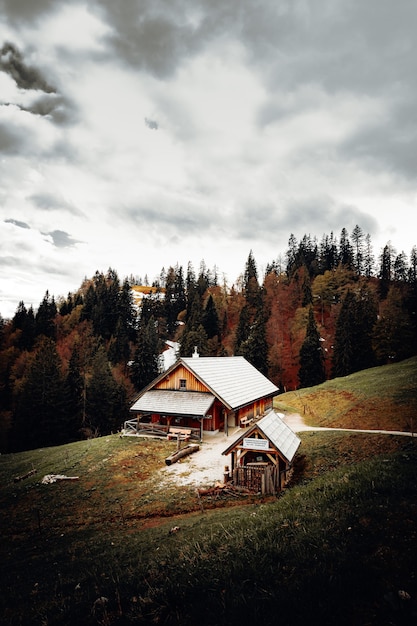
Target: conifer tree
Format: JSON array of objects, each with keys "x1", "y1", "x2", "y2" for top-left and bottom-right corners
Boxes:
[
  {"x1": 234, "y1": 305, "x2": 251, "y2": 354},
  {"x1": 130, "y1": 316, "x2": 160, "y2": 391},
  {"x1": 35, "y1": 291, "x2": 57, "y2": 339},
  {"x1": 298, "y1": 307, "x2": 326, "y2": 388},
  {"x1": 202, "y1": 294, "x2": 220, "y2": 339},
  {"x1": 332, "y1": 290, "x2": 357, "y2": 377},
  {"x1": 379, "y1": 243, "x2": 395, "y2": 298},
  {"x1": 351, "y1": 224, "x2": 365, "y2": 275},
  {"x1": 363, "y1": 233, "x2": 374, "y2": 278},
  {"x1": 239, "y1": 310, "x2": 269, "y2": 375},
  {"x1": 372, "y1": 286, "x2": 416, "y2": 363},
  {"x1": 12, "y1": 301, "x2": 35, "y2": 350},
  {"x1": 85, "y1": 345, "x2": 119, "y2": 435},
  {"x1": 339, "y1": 228, "x2": 354, "y2": 269},
  {"x1": 244, "y1": 250, "x2": 260, "y2": 309},
  {"x1": 13, "y1": 337, "x2": 66, "y2": 450},
  {"x1": 64, "y1": 345, "x2": 84, "y2": 440},
  {"x1": 179, "y1": 324, "x2": 209, "y2": 357}
]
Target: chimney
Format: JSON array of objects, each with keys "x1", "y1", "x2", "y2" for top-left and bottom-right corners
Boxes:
[{"x1": 192, "y1": 346, "x2": 199, "y2": 358}]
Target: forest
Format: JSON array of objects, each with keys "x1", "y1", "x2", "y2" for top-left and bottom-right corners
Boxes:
[{"x1": 0, "y1": 225, "x2": 416, "y2": 453}]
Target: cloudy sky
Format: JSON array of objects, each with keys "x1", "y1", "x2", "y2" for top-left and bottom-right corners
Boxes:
[{"x1": 1, "y1": 0, "x2": 416, "y2": 318}]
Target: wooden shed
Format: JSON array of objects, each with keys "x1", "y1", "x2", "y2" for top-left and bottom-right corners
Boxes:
[
  {"x1": 127, "y1": 355, "x2": 279, "y2": 440},
  {"x1": 222, "y1": 411, "x2": 301, "y2": 494}
]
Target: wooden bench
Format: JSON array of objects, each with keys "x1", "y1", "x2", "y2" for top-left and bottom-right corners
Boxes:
[
  {"x1": 167, "y1": 427, "x2": 192, "y2": 442},
  {"x1": 240, "y1": 417, "x2": 253, "y2": 427}
]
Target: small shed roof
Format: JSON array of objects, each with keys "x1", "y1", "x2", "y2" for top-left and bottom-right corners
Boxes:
[
  {"x1": 222, "y1": 411, "x2": 301, "y2": 463},
  {"x1": 130, "y1": 389, "x2": 215, "y2": 417},
  {"x1": 180, "y1": 356, "x2": 279, "y2": 410}
]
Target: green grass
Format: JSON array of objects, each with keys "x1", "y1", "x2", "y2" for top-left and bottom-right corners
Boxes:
[
  {"x1": 1, "y1": 359, "x2": 417, "y2": 625},
  {"x1": 275, "y1": 355, "x2": 417, "y2": 431}
]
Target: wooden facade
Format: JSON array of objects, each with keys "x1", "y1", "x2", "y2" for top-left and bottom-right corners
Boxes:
[
  {"x1": 129, "y1": 356, "x2": 279, "y2": 435},
  {"x1": 222, "y1": 412, "x2": 301, "y2": 494}
]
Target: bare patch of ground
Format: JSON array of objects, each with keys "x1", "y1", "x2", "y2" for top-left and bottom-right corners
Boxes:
[{"x1": 159, "y1": 429, "x2": 240, "y2": 487}]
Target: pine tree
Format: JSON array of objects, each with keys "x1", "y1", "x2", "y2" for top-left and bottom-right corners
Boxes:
[
  {"x1": 12, "y1": 302, "x2": 35, "y2": 350},
  {"x1": 64, "y1": 345, "x2": 84, "y2": 440},
  {"x1": 372, "y1": 286, "x2": 416, "y2": 363},
  {"x1": 85, "y1": 345, "x2": 119, "y2": 435},
  {"x1": 332, "y1": 291, "x2": 357, "y2": 377},
  {"x1": 379, "y1": 243, "x2": 395, "y2": 299},
  {"x1": 13, "y1": 337, "x2": 66, "y2": 450},
  {"x1": 244, "y1": 250, "x2": 260, "y2": 309},
  {"x1": 179, "y1": 324, "x2": 209, "y2": 357},
  {"x1": 202, "y1": 294, "x2": 220, "y2": 339},
  {"x1": 239, "y1": 311, "x2": 269, "y2": 375},
  {"x1": 298, "y1": 308, "x2": 326, "y2": 388},
  {"x1": 339, "y1": 228, "x2": 354, "y2": 269},
  {"x1": 351, "y1": 224, "x2": 364, "y2": 275},
  {"x1": 130, "y1": 317, "x2": 160, "y2": 391},
  {"x1": 234, "y1": 305, "x2": 251, "y2": 354},
  {"x1": 363, "y1": 233, "x2": 374, "y2": 278},
  {"x1": 35, "y1": 291, "x2": 57, "y2": 339}
]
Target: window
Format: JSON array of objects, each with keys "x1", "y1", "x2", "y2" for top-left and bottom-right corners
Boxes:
[{"x1": 179, "y1": 379, "x2": 187, "y2": 390}]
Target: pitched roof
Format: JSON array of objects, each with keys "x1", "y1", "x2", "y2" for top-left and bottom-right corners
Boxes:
[
  {"x1": 222, "y1": 410, "x2": 301, "y2": 463},
  {"x1": 130, "y1": 390, "x2": 215, "y2": 417},
  {"x1": 180, "y1": 356, "x2": 279, "y2": 410}
]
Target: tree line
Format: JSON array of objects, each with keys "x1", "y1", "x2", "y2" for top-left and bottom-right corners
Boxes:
[{"x1": 0, "y1": 225, "x2": 416, "y2": 452}]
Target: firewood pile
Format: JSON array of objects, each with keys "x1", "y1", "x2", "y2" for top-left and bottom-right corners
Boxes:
[{"x1": 197, "y1": 482, "x2": 252, "y2": 498}]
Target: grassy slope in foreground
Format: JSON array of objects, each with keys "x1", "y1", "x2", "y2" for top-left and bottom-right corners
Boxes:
[
  {"x1": 275, "y1": 355, "x2": 417, "y2": 431},
  {"x1": 0, "y1": 358, "x2": 416, "y2": 625}
]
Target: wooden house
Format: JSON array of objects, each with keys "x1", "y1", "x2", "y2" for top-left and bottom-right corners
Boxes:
[
  {"x1": 222, "y1": 411, "x2": 301, "y2": 494},
  {"x1": 127, "y1": 355, "x2": 279, "y2": 440}
]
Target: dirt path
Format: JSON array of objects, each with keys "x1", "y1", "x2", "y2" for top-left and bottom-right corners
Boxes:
[
  {"x1": 158, "y1": 415, "x2": 415, "y2": 489},
  {"x1": 283, "y1": 413, "x2": 416, "y2": 437}
]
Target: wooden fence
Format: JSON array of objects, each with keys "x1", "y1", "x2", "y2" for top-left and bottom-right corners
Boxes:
[
  {"x1": 122, "y1": 418, "x2": 200, "y2": 440},
  {"x1": 232, "y1": 464, "x2": 283, "y2": 495}
]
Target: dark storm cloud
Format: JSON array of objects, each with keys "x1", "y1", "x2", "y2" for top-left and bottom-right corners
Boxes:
[
  {"x1": 0, "y1": 0, "x2": 57, "y2": 23},
  {"x1": 0, "y1": 42, "x2": 56, "y2": 92},
  {"x1": 17, "y1": 93, "x2": 75, "y2": 125},
  {"x1": 5, "y1": 218, "x2": 30, "y2": 229},
  {"x1": 0, "y1": 43, "x2": 76, "y2": 126},
  {"x1": 44, "y1": 230, "x2": 80, "y2": 248}
]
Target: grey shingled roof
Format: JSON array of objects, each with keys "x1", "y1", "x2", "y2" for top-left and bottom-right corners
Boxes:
[
  {"x1": 222, "y1": 410, "x2": 301, "y2": 463},
  {"x1": 256, "y1": 411, "x2": 301, "y2": 462},
  {"x1": 181, "y1": 356, "x2": 279, "y2": 410},
  {"x1": 130, "y1": 390, "x2": 215, "y2": 417}
]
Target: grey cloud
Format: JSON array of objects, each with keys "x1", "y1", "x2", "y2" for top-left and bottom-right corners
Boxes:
[
  {"x1": 0, "y1": 0, "x2": 57, "y2": 23},
  {"x1": 340, "y1": 98, "x2": 417, "y2": 183},
  {"x1": 5, "y1": 218, "x2": 30, "y2": 229},
  {"x1": 44, "y1": 230, "x2": 81, "y2": 248},
  {"x1": 31, "y1": 192, "x2": 84, "y2": 217},
  {"x1": 93, "y1": 0, "x2": 237, "y2": 77},
  {"x1": 124, "y1": 200, "x2": 212, "y2": 233},
  {"x1": 279, "y1": 197, "x2": 378, "y2": 242},
  {"x1": 17, "y1": 93, "x2": 75, "y2": 125},
  {"x1": 0, "y1": 121, "x2": 26, "y2": 153},
  {"x1": 0, "y1": 43, "x2": 76, "y2": 127},
  {"x1": 234, "y1": 196, "x2": 378, "y2": 245},
  {"x1": 0, "y1": 42, "x2": 56, "y2": 92},
  {"x1": 145, "y1": 117, "x2": 158, "y2": 130},
  {"x1": 0, "y1": 255, "x2": 27, "y2": 267}
]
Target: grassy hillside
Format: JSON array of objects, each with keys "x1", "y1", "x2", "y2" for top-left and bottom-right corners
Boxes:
[
  {"x1": 1, "y1": 359, "x2": 416, "y2": 625},
  {"x1": 275, "y1": 355, "x2": 417, "y2": 431}
]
